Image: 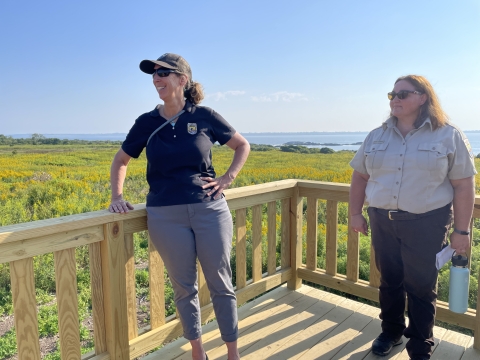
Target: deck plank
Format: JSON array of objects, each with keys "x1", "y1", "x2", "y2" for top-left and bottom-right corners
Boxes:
[
  {"x1": 394, "y1": 326, "x2": 447, "y2": 360},
  {"x1": 142, "y1": 285, "x2": 475, "y2": 360},
  {"x1": 144, "y1": 285, "x2": 294, "y2": 360},
  {"x1": 206, "y1": 285, "x2": 316, "y2": 360},
  {"x1": 270, "y1": 296, "x2": 363, "y2": 360},
  {"x1": 461, "y1": 338, "x2": 480, "y2": 360},
  {"x1": 331, "y1": 317, "x2": 382, "y2": 360},
  {"x1": 431, "y1": 329, "x2": 471, "y2": 360},
  {"x1": 241, "y1": 288, "x2": 330, "y2": 359},
  {"x1": 298, "y1": 304, "x2": 380, "y2": 360}
]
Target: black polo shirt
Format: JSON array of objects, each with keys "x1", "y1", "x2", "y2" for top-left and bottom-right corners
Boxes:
[{"x1": 122, "y1": 101, "x2": 236, "y2": 206}]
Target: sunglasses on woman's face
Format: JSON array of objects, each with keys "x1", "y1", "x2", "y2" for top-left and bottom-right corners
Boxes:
[
  {"x1": 152, "y1": 69, "x2": 177, "y2": 78},
  {"x1": 388, "y1": 90, "x2": 423, "y2": 100}
]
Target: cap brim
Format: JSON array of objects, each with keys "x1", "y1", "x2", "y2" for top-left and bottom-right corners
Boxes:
[{"x1": 139, "y1": 60, "x2": 176, "y2": 74}]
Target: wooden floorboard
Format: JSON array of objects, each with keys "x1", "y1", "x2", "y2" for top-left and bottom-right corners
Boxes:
[{"x1": 143, "y1": 284, "x2": 475, "y2": 360}]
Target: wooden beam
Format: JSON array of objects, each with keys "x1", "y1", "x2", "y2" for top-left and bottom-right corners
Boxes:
[
  {"x1": 149, "y1": 237, "x2": 165, "y2": 329},
  {"x1": 267, "y1": 201, "x2": 277, "y2": 275},
  {"x1": 224, "y1": 179, "x2": 297, "y2": 201},
  {"x1": 54, "y1": 248, "x2": 81, "y2": 360},
  {"x1": 252, "y1": 204, "x2": 263, "y2": 283},
  {"x1": 306, "y1": 197, "x2": 318, "y2": 270},
  {"x1": 198, "y1": 261, "x2": 211, "y2": 307},
  {"x1": 297, "y1": 266, "x2": 379, "y2": 302},
  {"x1": 124, "y1": 233, "x2": 138, "y2": 340},
  {"x1": 287, "y1": 186, "x2": 303, "y2": 290},
  {"x1": 281, "y1": 198, "x2": 290, "y2": 269},
  {"x1": 88, "y1": 242, "x2": 107, "y2": 354},
  {"x1": 0, "y1": 225, "x2": 104, "y2": 263},
  {"x1": 369, "y1": 243, "x2": 381, "y2": 288},
  {"x1": 436, "y1": 301, "x2": 477, "y2": 331},
  {"x1": 325, "y1": 200, "x2": 338, "y2": 276},
  {"x1": 0, "y1": 205, "x2": 147, "y2": 245},
  {"x1": 101, "y1": 221, "x2": 130, "y2": 359},
  {"x1": 10, "y1": 257, "x2": 41, "y2": 360},
  {"x1": 236, "y1": 268, "x2": 292, "y2": 305},
  {"x1": 227, "y1": 188, "x2": 294, "y2": 211},
  {"x1": 346, "y1": 205, "x2": 360, "y2": 282},
  {"x1": 235, "y1": 208, "x2": 247, "y2": 290},
  {"x1": 123, "y1": 217, "x2": 148, "y2": 235}
]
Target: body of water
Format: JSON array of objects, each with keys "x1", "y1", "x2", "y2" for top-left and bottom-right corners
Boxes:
[{"x1": 9, "y1": 131, "x2": 480, "y2": 155}]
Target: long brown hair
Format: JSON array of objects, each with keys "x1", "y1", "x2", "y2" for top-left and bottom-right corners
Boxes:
[{"x1": 391, "y1": 75, "x2": 449, "y2": 130}]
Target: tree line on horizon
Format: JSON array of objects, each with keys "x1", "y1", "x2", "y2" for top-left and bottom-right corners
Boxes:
[{"x1": 0, "y1": 134, "x2": 123, "y2": 146}]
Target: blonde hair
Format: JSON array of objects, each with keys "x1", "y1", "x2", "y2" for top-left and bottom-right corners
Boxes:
[{"x1": 392, "y1": 75, "x2": 449, "y2": 130}]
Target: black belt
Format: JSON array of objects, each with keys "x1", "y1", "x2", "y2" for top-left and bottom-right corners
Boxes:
[{"x1": 373, "y1": 203, "x2": 451, "y2": 221}]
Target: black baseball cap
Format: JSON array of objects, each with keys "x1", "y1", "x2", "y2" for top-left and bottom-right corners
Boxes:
[{"x1": 139, "y1": 53, "x2": 192, "y2": 80}]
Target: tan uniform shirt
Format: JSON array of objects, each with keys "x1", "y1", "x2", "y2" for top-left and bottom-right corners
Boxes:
[{"x1": 350, "y1": 118, "x2": 477, "y2": 214}]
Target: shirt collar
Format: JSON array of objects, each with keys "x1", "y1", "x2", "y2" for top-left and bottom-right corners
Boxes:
[
  {"x1": 149, "y1": 100, "x2": 194, "y2": 117},
  {"x1": 382, "y1": 117, "x2": 433, "y2": 130}
]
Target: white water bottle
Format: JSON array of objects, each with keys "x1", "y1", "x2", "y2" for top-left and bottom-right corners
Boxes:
[{"x1": 448, "y1": 254, "x2": 470, "y2": 314}]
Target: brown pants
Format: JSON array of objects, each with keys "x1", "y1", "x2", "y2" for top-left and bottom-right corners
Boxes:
[{"x1": 368, "y1": 204, "x2": 452, "y2": 359}]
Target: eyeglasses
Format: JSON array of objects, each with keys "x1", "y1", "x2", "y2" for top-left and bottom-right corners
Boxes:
[
  {"x1": 388, "y1": 90, "x2": 423, "y2": 100},
  {"x1": 152, "y1": 69, "x2": 177, "y2": 78}
]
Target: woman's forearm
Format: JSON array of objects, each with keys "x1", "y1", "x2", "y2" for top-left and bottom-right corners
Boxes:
[
  {"x1": 451, "y1": 176, "x2": 475, "y2": 231},
  {"x1": 225, "y1": 142, "x2": 250, "y2": 180},
  {"x1": 110, "y1": 149, "x2": 131, "y2": 201}
]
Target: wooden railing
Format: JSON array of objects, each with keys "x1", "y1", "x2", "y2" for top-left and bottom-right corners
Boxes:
[{"x1": 1, "y1": 179, "x2": 479, "y2": 359}]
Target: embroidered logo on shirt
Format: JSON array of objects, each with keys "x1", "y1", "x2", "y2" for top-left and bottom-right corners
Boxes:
[
  {"x1": 187, "y1": 123, "x2": 197, "y2": 135},
  {"x1": 464, "y1": 138, "x2": 474, "y2": 158}
]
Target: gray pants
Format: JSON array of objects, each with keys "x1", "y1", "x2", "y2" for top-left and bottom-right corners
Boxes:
[{"x1": 147, "y1": 198, "x2": 238, "y2": 342}]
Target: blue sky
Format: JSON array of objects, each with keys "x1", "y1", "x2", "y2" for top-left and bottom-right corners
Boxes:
[{"x1": 1, "y1": 0, "x2": 479, "y2": 134}]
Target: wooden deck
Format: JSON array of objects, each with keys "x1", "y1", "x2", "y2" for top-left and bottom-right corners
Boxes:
[{"x1": 145, "y1": 285, "x2": 480, "y2": 360}]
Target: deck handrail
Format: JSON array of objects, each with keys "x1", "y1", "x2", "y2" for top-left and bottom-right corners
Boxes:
[{"x1": 1, "y1": 179, "x2": 479, "y2": 359}]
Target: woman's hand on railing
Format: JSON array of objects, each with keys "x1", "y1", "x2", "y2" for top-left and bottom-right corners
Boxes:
[
  {"x1": 109, "y1": 197, "x2": 134, "y2": 213},
  {"x1": 350, "y1": 214, "x2": 369, "y2": 236},
  {"x1": 201, "y1": 173, "x2": 234, "y2": 200}
]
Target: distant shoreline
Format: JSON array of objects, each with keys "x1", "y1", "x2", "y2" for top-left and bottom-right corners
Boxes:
[{"x1": 6, "y1": 130, "x2": 480, "y2": 139}]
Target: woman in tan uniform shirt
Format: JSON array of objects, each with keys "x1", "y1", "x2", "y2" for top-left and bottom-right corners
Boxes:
[{"x1": 349, "y1": 75, "x2": 476, "y2": 360}]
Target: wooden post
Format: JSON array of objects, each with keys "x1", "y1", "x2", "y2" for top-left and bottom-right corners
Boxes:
[
  {"x1": 346, "y1": 204, "x2": 360, "y2": 282},
  {"x1": 124, "y1": 233, "x2": 138, "y2": 340},
  {"x1": 54, "y1": 248, "x2": 81, "y2": 360},
  {"x1": 252, "y1": 204, "x2": 263, "y2": 283},
  {"x1": 287, "y1": 185, "x2": 303, "y2": 290},
  {"x1": 89, "y1": 242, "x2": 107, "y2": 354},
  {"x1": 325, "y1": 200, "x2": 338, "y2": 276},
  {"x1": 10, "y1": 258, "x2": 41, "y2": 360},
  {"x1": 281, "y1": 199, "x2": 290, "y2": 269},
  {"x1": 267, "y1": 201, "x2": 277, "y2": 275},
  {"x1": 306, "y1": 197, "x2": 318, "y2": 270},
  {"x1": 198, "y1": 261, "x2": 210, "y2": 307},
  {"x1": 369, "y1": 244, "x2": 381, "y2": 288},
  {"x1": 236, "y1": 208, "x2": 247, "y2": 290},
  {"x1": 149, "y1": 236, "x2": 165, "y2": 329},
  {"x1": 101, "y1": 221, "x2": 130, "y2": 359}
]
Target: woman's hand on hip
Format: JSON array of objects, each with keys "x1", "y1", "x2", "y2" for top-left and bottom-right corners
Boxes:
[
  {"x1": 109, "y1": 197, "x2": 134, "y2": 213},
  {"x1": 350, "y1": 214, "x2": 369, "y2": 236},
  {"x1": 201, "y1": 174, "x2": 234, "y2": 200}
]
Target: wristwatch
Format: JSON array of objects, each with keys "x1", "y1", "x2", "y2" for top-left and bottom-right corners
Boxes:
[{"x1": 453, "y1": 228, "x2": 470, "y2": 235}]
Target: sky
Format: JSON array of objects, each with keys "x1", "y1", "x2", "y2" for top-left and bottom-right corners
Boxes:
[{"x1": 1, "y1": 0, "x2": 479, "y2": 134}]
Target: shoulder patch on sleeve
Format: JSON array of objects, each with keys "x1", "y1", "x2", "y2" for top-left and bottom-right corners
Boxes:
[{"x1": 464, "y1": 138, "x2": 474, "y2": 158}]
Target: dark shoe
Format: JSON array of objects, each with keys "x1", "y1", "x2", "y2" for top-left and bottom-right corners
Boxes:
[{"x1": 372, "y1": 332, "x2": 403, "y2": 356}]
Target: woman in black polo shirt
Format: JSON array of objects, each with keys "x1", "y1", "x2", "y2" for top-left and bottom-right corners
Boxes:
[{"x1": 109, "y1": 53, "x2": 249, "y2": 360}]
